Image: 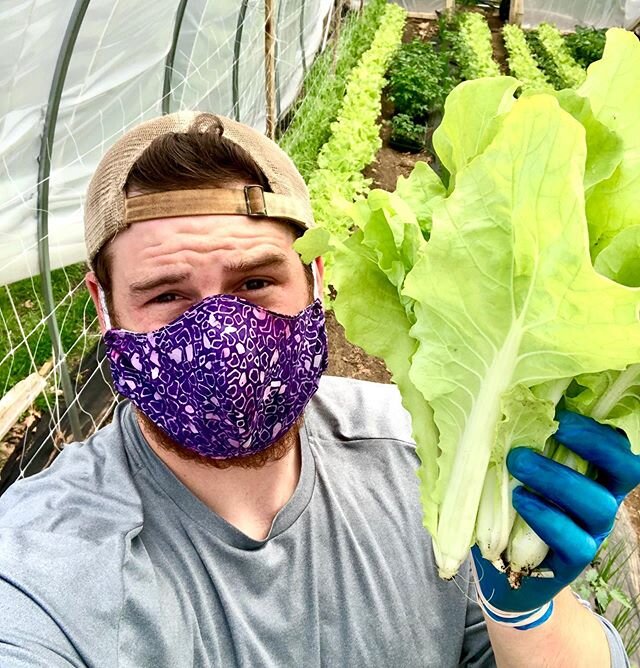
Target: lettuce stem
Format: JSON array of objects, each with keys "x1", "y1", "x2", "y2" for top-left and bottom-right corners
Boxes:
[{"x1": 591, "y1": 363, "x2": 640, "y2": 421}]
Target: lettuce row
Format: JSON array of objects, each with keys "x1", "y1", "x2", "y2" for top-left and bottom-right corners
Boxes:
[
  {"x1": 305, "y1": 3, "x2": 406, "y2": 239},
  {"x1": 297, "y1": 29, "x2": 640, "y2": 580},
  {"x1": 451, "y1": 12, "x2": 501, "y2": 80},
  {"x1": 527, "y1": 23, "x2": 586, "y2": 90},
  {"x1": 278, "y1": 0, "x2": 387, "y2": 181},
  {"x1": 502, "y1": 24, "x2": 551, "y2": 90}
]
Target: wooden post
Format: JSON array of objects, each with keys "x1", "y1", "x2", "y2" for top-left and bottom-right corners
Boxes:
[
  {"x1": 265, "y1": 0, "x2": 277, "y2": 138},
  {"x1": 0, "y1": 362, "x2": 51, "y2": 443},
  {"x1": 445, "y1": 0, "x2": 455, "y2": 12},
  {"x1": 332, "y1": 0, "x2": 345, "y2": 74},
  {"x1": 509, "y1": 0, "x2": 524, "y2": 26}
]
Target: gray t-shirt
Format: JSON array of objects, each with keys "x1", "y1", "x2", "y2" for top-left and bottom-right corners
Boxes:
[{"x1": 0, "y1": 376, "x2": 628, "y2": 667}]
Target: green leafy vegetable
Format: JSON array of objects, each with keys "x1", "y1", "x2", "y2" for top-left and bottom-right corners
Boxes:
[
  {"x1": 306, "y1": 3, "x2": 406, "y2": 237},
  {"x1": 503, "y1": 24, "x2": 551, "y2": 90},
  {"x1": 404, "y1": 93, "x2": 638, "y2": 577},
  {"x1": 594, "y1": 226, "x2": 640, "y2": 288},
  {"x1": 432, "y1": 76, "x2": 519, "y2": 190},
  {"x1": 549, "y1": 89, "x2": 623, "y2": 191},
  {"x1": 527, "y1": 23, "x2": 586, "y2": 89},
  {"x1": 445, "y1": 12, "x2": 501, "y2": 80},
  {"x1": 565, "y1": 26, "x2": 607, "y2": 68},
  {"x1": 387, "y1": 39, "x2": 456, "y2": 120},
  {"x1": 390, "y1": 114, "x2": 427, "y2": 152},
  {"x1": 577, "y1": 29, "x2": 640, "y2": 258},
  {"x1": 301, "y1": 29, "x2": 640, "y2": 581}
]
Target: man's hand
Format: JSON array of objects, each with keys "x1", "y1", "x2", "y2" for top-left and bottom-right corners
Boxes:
[
  {"x1": 469, "y1": 411, "x2": 639, "y2": 667},
  {"x1": 473, "y1": 409, "x2": 640, "y2": 617},
  {"x1": 473, "y1": 411, "x2": 640, "y2": 612}
]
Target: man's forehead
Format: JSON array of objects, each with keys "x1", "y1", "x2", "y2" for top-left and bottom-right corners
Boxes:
[{"x1": 106, "y1": 214, "x2": 299, "y2": 279}]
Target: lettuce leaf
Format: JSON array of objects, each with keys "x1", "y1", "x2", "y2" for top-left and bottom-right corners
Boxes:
[
  {"x1": 577, "y1": 29, "x2": 640, "y2": 257},
  {"x1": 594, "y1": 225, "x2": 640, "y2": 288},
  {"x1": 432, "y1": 77, "x2": 519, "y2": 190},
  {"x1": 403, "y1": 94, "x2": 640, "y2": 577},
  {"x1": 329, "y1": 192, "x2": 441, "y2": 532},
  {"x1": 551, "y1": 89, "x2": 623, "y2": 191},
  {"x1": 565, "y1": 367, "x2": 640, "y2": 455},
  {"x1": 394, "y1": 161, "x2": 446, "y2": 237}
]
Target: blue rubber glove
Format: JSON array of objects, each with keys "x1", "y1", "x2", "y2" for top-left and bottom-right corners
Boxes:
[{"x1": 472, "y1": 409, "x2": 640, "y2": 626}]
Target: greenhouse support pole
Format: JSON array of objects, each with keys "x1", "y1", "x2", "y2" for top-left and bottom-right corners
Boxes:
[
  {"x1": 37, "y1": 0, "x2": 90, "y2": 442},
  {"x1": 299, "y1": 1, "x2": 307, "y2": 77},
  {"x1": 162, "y1": 0, "x2": 189, "y2": 114},
  {"x1": 274, "y1": 0, "x2": 285, "y2": 123},
  {"x1": 332, "y1": 0, "x2": 345, "y2": 74},
  {"x1": 265, "y1": 0, "x2": 277, "y2": 138},
  {"x1": 233, "y1": 0, "x2": 251, "y2": 121}
]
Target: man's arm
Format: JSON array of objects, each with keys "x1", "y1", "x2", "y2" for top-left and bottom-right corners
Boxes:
[{"x1": 484, "y1": 588, "x2": 613, "y2": 668}]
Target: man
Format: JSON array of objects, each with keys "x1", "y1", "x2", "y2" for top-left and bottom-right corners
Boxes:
[{"x1": 0, "y1": 112, "x2": 636, "y2": 667}]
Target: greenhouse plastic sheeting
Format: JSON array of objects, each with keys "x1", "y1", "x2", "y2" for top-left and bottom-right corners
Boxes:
[
  {"x1": 626, "y1": 0, "x2": 640, "y2": 27},
  {"x1": 393, "y1": 0, "x2": 444, "y2": 12},
  {"x1": 0, "y1": 0, "x2": 332, "y2": 287},
  {"x1": 522, "y1": 0, "x2": 640, "y2": 30}
]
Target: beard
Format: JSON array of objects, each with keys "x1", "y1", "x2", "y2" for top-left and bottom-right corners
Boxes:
[{"x1": 135, "y1": 408, "x2": 303, "y2": 470}]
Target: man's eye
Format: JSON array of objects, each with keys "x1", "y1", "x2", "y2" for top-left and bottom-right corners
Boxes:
[
  {"x1": 152, "y1": 293, "x2": 181, "y2": 304},
  {"x1": 242, "y1": 278, "x2": 270, "y2": 291}
]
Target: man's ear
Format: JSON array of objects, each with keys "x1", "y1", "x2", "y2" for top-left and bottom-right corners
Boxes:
[{"x1": 85, "y1": 271, "x2": 109, "y2": 334}]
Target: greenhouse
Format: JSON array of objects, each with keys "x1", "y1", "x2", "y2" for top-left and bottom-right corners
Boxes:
[{"x1": 0, "y1": 0, "x2": 639, "y2": 664}]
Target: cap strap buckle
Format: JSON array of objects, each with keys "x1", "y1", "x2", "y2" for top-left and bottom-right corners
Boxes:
[{"x1": 244, "y1": 185, "x2": 268, "y2": 217}]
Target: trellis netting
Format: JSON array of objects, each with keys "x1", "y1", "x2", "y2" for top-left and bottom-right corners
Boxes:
[
  {"x1": 0, "y1": 0, "x2": 332, "y2": 288},
  {"x1": 522, "y1": 0, "x2": 640, "y2": 30}
]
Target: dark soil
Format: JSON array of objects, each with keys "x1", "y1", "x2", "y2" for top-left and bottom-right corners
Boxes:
[
  {"x1": 486, "y1": 12, "x2": 509, "y2": 73},
  {"x1": 402, "y1": 17, "x2": 440, "y2": 44},
  {"x1": 325, "y1": 310, "x2": 391, "y2": 383},
  {"x1": 363, "y1": 107, "x2": 434, "y2": 192}
]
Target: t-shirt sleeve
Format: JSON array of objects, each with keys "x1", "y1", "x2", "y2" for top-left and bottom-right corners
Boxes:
[
  {"x1": 598, "y1": 615, "x2": 630, "y2": 668},
  {"x1": 0, "y1": 529, "x2": 125, "y2": 667},
  {"x1": 0, "y1": 578, "x2": 84, "y2": 667}
]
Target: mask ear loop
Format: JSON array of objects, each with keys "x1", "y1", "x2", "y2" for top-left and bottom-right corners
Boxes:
[
  {"x1": 97, "y1": 284, "x2": 113, "y2": 330},
  {"x1": 310, "y1": 260, "x2": 322, "y2": 301}
]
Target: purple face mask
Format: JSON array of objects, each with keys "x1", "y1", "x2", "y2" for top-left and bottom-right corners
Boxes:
[{"x1": 102, "y1": 288, "x2": 328, "y2": 459}]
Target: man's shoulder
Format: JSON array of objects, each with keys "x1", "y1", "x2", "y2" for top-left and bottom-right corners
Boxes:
[
  {"x1": 0, "y1": 402, "x2": 143, "y2": 542},
  {"x1": 307, "y1": 375, "x2": 414, "y2": 444}
]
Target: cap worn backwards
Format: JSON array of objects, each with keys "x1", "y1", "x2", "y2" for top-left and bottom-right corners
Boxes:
[{"x1": 84, "y1": 112, "x2": 314, "y2": 267}]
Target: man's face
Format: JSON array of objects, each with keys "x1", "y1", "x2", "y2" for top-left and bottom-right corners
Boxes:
[
  {"x1": 91, "y1": 213, "x2": 314, "y2": 333},
  {"x1": 86, "y1": 212, "x2": 321, "y2": 470}
]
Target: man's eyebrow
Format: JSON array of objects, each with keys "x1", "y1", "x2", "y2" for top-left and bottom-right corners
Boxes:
[
  {"x1": 129, "y1": 271, "x2": 192, "y2": 295},
  {"x1": 224, "y1": 252, "x2": 289, "y2": 273}
]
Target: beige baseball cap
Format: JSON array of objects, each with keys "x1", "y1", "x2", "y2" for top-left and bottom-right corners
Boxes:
[{"x1": 84, "y1": 111, "x2": 314, "y2": 266}]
